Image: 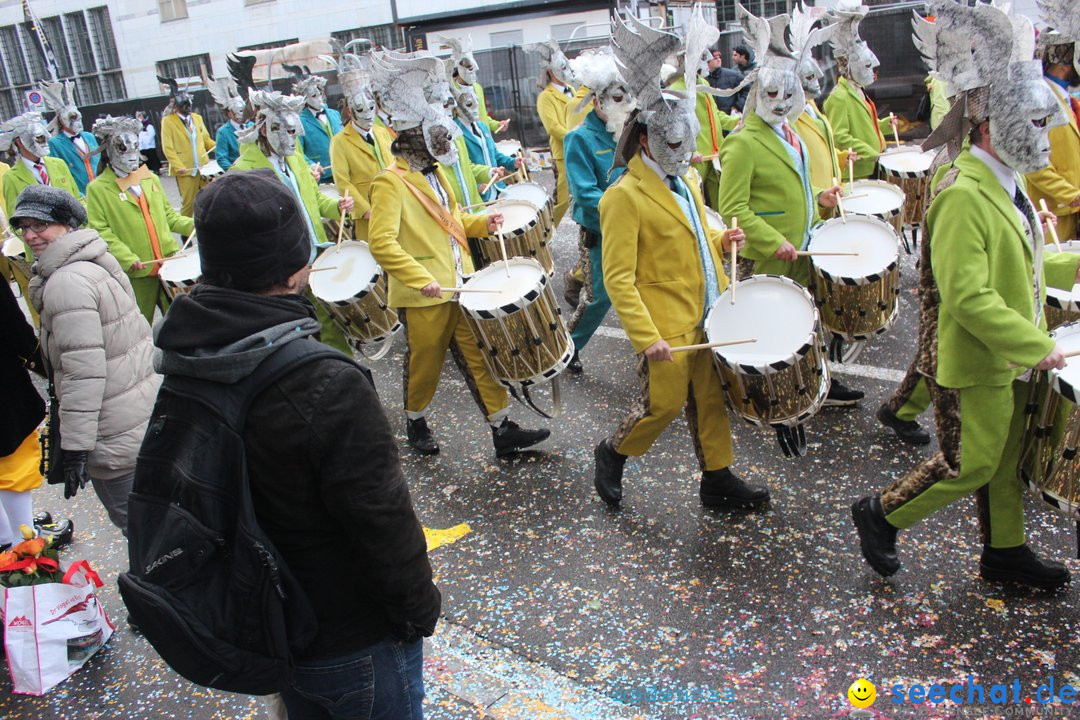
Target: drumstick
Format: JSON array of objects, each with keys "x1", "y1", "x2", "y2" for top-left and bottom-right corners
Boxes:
[
  {"x1": 496, "y1": 224, "x2": 511, "y2": 278},
  {"x1": 842, "y1": 193, "x2": 870, "y2": 200},
  {"x1": 461, "y1": 198, "x2": 501, "y2": 211},
  {"x1": 479, "y1": 168, "x2": 522, "y2": 196},
  {"x1": 889, "y1": 113, "x2": 901, "y2": 148},
  {"x1": 1039, "y1": 198, "x2": 1064, "y2": 254},
  {"x1": 699, "y1": 152, "x2": 720, "y2": 162},
  {"x1": 179, "y1": 231, "x2": 197, "y2": 253},
  {"x1": 441, "y1": 287, "x2": 502, "y2": 294},
  {"x1": 309, "y1": 266, "x2": 340, "y2": 273},
  {"x1": 795, "y1": 250, "x2": 859, "y2": 257},
  {"x1": 670, "y1": 338, "x2": 757, "y2": 353},
  {"x1": 336, "y1": 190, "x2": 351, "y2": 247},
  {"x1": 833, "y1": 176, "x2": 847, "y2": 224},
  {"x1": 729, "y1": 216, "x2": 738, "y2": 306},
  {"x1": 847, "y1": 151, "x2": 855, "y2": 194}
]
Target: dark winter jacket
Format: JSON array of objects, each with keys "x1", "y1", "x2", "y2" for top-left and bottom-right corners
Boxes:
[
  {"x1": 1, "y1": 278, "x2": 45, "y2": 455},
  {"x1": 154, "y1": 284, "x2": 440, "y2": 659}
]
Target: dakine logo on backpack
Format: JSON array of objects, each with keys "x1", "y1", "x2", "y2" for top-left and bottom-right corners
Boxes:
[{"x1": 119, "y1": 339, "x2": 355, "y2": 694}]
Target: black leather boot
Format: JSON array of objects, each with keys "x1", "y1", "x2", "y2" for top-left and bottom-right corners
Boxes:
[
  {"x1": 980, "y1": 544, "x2": 1070, "y2": 590},
  {"x1": 851, "y1": 496, "x2": 900, "y2": 576},
  {"x1": 876, "y1": 403, "x2": 931, "y2": 445},
  {"x1": 700, "y1": 468, "x2": 770, "y2": 509},
  {"x1": 492, "y1": 419, "x2": 550, "y2": 457},
  {"x1": 593, "y1": 438, "x2": 626, "y2": 506},
  {"x1": 406, "y1": 417, "x2": 439, "y2": 455}
]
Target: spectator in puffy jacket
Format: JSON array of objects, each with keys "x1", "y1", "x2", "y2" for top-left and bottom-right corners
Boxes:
[{"x1": 20, "y1": 185, "x2": 159, "y2": 533}]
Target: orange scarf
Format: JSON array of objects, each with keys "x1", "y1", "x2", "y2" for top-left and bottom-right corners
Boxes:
[{"x1": 133, "y1": 188, "x2": 163, "y2": 277}]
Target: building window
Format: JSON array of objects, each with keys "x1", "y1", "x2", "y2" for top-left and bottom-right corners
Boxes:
[
  {"x1": 40, "y1": 16, "x2": 73, "y2": 77},
  {"x1": 87, "y1": 7, "x2": 120, "y2": 70},
  {"x1": 715, "y1": 0, "x2": 792, "y2": 23},
  {"x1": 237, "y1": 38, "x2": 298, "y2": 52},
  {"x1": 550, "y1": 22, "x2": 584, "y2": 42},
  {"x1": 490, "y1": 30, "x2": 523, "y2": 47},
  {"x1": 64, "y1": 12, "x2": 96, "y2": 75},
  {"x1": 0, "y1": 26, "x2": 26, "y2": 85},
  {"x1": 159, "y1": 0, "x2": 188, "y2": 23},
  {"x1": 331, "y1": 24, "x2": 398, "y2": 51},
  {"x1": 156, "y1": 53, "x2": 212, "y2": 87}
]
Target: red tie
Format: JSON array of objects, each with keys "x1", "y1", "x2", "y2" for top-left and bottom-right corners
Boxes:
[
  {"x1": 35, "y1": 163, "x2": 49, "y2": 186},
  {"x1": 1071, "y1": 97, "x2": 1080, "y2": 130},
  {"x1": 782, "y1": 123, "x2": 803, "y2": 156}
]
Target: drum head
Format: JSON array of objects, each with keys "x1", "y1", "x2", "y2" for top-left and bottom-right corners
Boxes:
[
  {"x1": 459, "y1": 258, "x2": 545, "y2": 312},
  {"x1": 1051, "y1": 322, "x2": 1080, "y2": 395},
  {"x1": 501, "y1": 182, "x2": 549, "y2": 208},
  {"x1": 319, "y1": 184, "x2": 341, "y2": 201},
  {"x1": 809, "y1": 215, "x2": 899, "y2": 281},
  {"x1": 878, "y1": 149, "x2": 936, "y2": 176},
  {"x1": 495, "y1": 139, "x2": 522, "y2": 156},
  {"x1": 494, "y1": 199, "x2": 539, "y2": 233},
  {"x1": 706, "y1": 275, "x2": 817, "y2": 368},
  {"x1": 199, "y1": 160, "x2": 223, "y2": 177},
  {"x1": 704, "y1": 208, "x2": 727, "y2": 233},
  {"x1": 843, "y1": 180, "x2": 904, "y2": 217},
  {"x1": 1045, "y1": 241, "x2": 1080, "y2": 311},
  {"x1": 309, "y1": 241, "x2": 379, "y2": 302},
  {"x1": 159, "y1": 251, "x2": 202, "y2": 283}
]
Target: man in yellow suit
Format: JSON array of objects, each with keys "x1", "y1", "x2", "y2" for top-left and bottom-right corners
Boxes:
[
  {"x1": 1026, "y1": 36, "x2": 1080, "y2": 242},
  {"x1": 594, "y1": 13, "x2": 767, "y2": 511},
  {"x1": 158, "y1": 76, "x2": 215, "y2": 217},
  {"x1": 368, "y1": 50, "x2": 550, "y2": 458},
  {"x1": 530, "y1": 39, "x2": 578, "y2": 228}
]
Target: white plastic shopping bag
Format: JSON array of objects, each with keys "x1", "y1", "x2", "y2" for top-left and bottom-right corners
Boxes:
[{"x1": 1, "y1": 560, "x2": 114, "y2": 695}]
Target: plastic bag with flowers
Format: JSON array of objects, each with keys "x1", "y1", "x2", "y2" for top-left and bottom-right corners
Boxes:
[{"x1": 0, "y1": 525, "x2": 114, "y2": 695}]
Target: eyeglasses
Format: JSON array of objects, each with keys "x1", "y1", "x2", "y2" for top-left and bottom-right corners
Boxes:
[{"x1": 12, "y1": 221, "x2": 50, "y2": 236}]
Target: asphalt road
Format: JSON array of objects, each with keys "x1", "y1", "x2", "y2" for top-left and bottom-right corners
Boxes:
[{"x1": 3, "y1": 169, "x2": 1076, "y2": 720}]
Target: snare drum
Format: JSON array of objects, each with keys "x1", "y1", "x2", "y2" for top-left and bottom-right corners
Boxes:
[
  {"x1": 807, "y1": 214, "x2": 901, "y2": 342},
  {"x1": 495, "y1": 139, "x2": 523, "y2": 158},
  {"x1": 459, "y1": 258, "x2": 573, "y2": 387},
  {"x1": 318, "y1": 184, "x2": 351, "y2": 242},
  {"x1": 843, "y1": 180, "x2": 905, "y2": 235},
  {"x1": 500, "y1": 182, "x2": 553, "y2": 234},
  {"x1": 471, "y1": 199, "x2": 554, "y2": 275},
  {"x1": 309, "y1": 241, "x2": 401, "y2": 349},
  {"x1": 159, "y1": 251, "x2": 202, "y2": 300},
  {"x1": 1043, "y1": 241, "x2": 1080, "y2": 329},
  {"x1": 704, "y1": 207, "x2": 726, "y2": 233},
  {"x1": 706, "y1": 275, "x2": 828, "y2": 453},
  {"x1": 1019, "y1": 320, "x2": 1080, "y2": 519},
  {"x1": 198, "y1": 160, "x2": 225, "y2": 181},
  {"x1": 878, "y1": 148, "x2": 938, "y2": 228}
]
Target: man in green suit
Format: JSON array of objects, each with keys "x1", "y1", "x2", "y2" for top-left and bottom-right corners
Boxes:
[
  {"x1": 716, "y1": 23, "x2": 861, "y2": 407},
  {"x1": 852, "y1": 0, "x2": 1078, "y2": 590},
  {"x1": 229, "y1": 90, "x2": 354, "y2": 355}
]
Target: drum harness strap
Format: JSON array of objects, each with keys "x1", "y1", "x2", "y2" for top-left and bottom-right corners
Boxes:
[{"x1": 386, "y1": 165, "x2": 470, "y2": 252}]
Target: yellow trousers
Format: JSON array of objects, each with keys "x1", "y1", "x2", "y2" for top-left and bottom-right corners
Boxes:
[
  {"x1": 401, "y1": 302, "x2": 509, "y2": 423},
  {"x1": 552, "y1": 157, "x2": 570, "y2": 228},
  {"x1": 175, "y1": 174, "x2": 208, "y2": 218},
  {"x1": 613, "y1": 329, "x2": 734, "y2": 471}
]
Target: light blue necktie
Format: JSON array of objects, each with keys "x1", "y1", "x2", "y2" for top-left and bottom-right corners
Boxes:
[{"x1": 671, "y1": 176, "x2": 720, "y2": 321}]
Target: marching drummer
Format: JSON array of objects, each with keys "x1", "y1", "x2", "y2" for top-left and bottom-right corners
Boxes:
[
  {"x1": 158, "y1": 75, "x2": 215, "y2": 218},
  {"x1": 85, "y1": 116, "x2": 193, "y2": 323},
  {"x1": 452, "y1": 84, "x2": 522, "y2": 202},
  {"x1": 593, "y1": 14, "x2": 766, "y2": 511},
  {"x1": 228, "y1": 89, "x2": 354, "y2": 354},
  {"x1": 851, "y1": 1, "x2": 1080, "y2": 590},
  {"x1": 367, "y1": 51, "x2": 550, "y2": 458},
  {"x1": 715, "y1": 9, "x2": 863, "y2": 407},
  {"x1": 822, "y1": 3, "x2": 893, "y2": 181}
]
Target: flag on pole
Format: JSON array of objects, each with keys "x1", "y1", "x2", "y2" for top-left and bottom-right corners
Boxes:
[{"x1": 22, "y1": 0, "x2": 60, "y2": 81}]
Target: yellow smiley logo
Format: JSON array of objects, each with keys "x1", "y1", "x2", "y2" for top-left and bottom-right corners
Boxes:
[{"x1": 848, "y1": 678, "x2": 876, "y2": 708}]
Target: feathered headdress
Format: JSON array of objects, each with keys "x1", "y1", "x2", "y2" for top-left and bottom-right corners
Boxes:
[
  {"x1": 1036, "y1": 0, "x2": 1080, "y2": 74},
  {"x1": 201, "y1": 67, "x2": 245, "y2": 118},
  {"x1": 829, "y1": 0, "x2": 869, "y2": 60},
  {"x1": 283, "y1": 64, "x2": 327, "y2": 98},
  {"x1": 683, "y1": 3, "x2": 720, "y2": 90},
  {"x1": 227, "y1": 54, "x2": 259, "y2": 99},
  {"x1": 321, "y1": 39, "x2": 375, "y2": 102},
  {"x1": 369, "y1": 50, "x2": 450, "y2": 131},
  {"x1": 916, "y1": 0, "x2": 1065, "y2": 160},
  {"x1": 568, "y1": 47, "x2": 628, "y2": 114}
]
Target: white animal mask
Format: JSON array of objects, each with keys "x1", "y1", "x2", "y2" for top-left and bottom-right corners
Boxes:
[
  {"x1": 568, "y1": 47, "x2": 637, "y2": 137},
  {"x1": 0, "y1": 112, "x2": 51, "y2": 159},
  {"x1": 830, "y1": 2, "x2": 878, "y2": 87},
  {"x1": 93, "y1": 116, "x2": 143, "y2": 175},
  {"x1": 370, "y1": 50, "x2": 460, "y2": 166},
  {"x1": 789, "y1": 3, "x2": 836, "y2": 99},
  {"x1": 454, "y1": 84, "x2": 481, "y2": 123},
  {"x1": 437, "y1": 35, "x2": 479, "y2": 86},
  {"x1": 527, "y1": 39, "x2": 575, "y2": 87},
  {"x1": 39, "y1": 80, "x2": 83, "y2": 134},
  {"x1": 246, "y1": 90, "x2": 306, "y2": 158}
]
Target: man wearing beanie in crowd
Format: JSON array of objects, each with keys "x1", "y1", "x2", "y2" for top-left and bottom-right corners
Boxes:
[{"x1": 153, "y1": 169, "x2": 441, "y2": 719}]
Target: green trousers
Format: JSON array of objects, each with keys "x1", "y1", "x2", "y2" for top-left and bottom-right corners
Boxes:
[{"x1": 881, "y1": 381, "x2": 1027, "y2": 548}]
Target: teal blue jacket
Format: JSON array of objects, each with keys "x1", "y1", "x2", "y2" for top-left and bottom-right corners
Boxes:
[
  {"x1": 47, "y1": 131, "x2": 99, "y2": 195},
  {"x1": 455, "y1": 118, "x2": 515, "y2": 172},
  {"x1": 214, "y1": 122, "x2": 240, "y2": 171},
  {"x1": 564, "y1": 110, "x2": 623, "y2": 235},
  {"x1": 299, "y1": 107, "x2": 343, "y2": 183}
]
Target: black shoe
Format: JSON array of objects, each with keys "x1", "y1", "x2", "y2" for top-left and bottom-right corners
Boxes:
[
  {"x1": 567, "y1": 349, "x2": 583, "y2": 375},
  {"x1": 32, "y1": 511, "x2": 53, "y2": 527},
  {"x1": 851, "y1": 496, "x2": 900, "y2": 576},
  {"x1": 37, "y1": 517, "x2": 74, "y2": 550},
  {"x1": 492, "y1": 419, "x2": 550, "y2": 457},
  {"x1": 876, "y1": 403, "x2": 931, "y2": 445},
  {"x1": 406, "y1": 417, "x2": 440, "y2": 455},
  {"x1": 593, "y1": 438, "x2": 626, "y2": 506},
  {"x1": 824, "y1": 378, "x2": 864, "y2": 407},
  {"x1": 563, "y1": 270, "x2": 583, "y2": 308},
  {"x1": 699, "y1": 468, "x2": 770, "y2": 509},
  {"x1": 980, "y1": 544, "x2": 1071, "y2": 590}
]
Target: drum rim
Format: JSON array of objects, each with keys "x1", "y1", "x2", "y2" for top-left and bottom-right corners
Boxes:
[
  {"x1": 809, "y1": 214, "x2": 901, "y2": 285},
  {"x1": 705, "y1": 274, "x2": 821, "y2": 373},
  {"x1": 309, "y1": 239, "x2": 383, "y2": 303},
  {"x1": 877, "y1": 150, "x2": 936, "y2": 178},
  {"x1": 459, "y1": 257, "x2": 549, "y2": 316},
  {"x1": 842, "y1": 179, "x2": 905, "y2": 219},
  {"x1": 501, "y1": 182, "x2": 552, "y2": 207}
]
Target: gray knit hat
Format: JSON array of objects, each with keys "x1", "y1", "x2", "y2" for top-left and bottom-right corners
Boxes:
[{"x1": 10, "y1": 185, "x2": 87, "y2": 228}]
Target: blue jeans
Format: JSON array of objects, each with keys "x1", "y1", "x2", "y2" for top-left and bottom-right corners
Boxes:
[{"x1": 280, "y1": 638, "x2": 425, "y2": 720}]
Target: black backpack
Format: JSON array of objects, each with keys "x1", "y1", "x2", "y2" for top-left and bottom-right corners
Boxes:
[{"x1": 119, "y1": 338, "x2": 353, "y2": 695}]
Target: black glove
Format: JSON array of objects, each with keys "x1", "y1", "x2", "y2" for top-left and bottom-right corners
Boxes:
[{"x1": 62, "y1": 451, "x2": 90, "y2": 500}]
